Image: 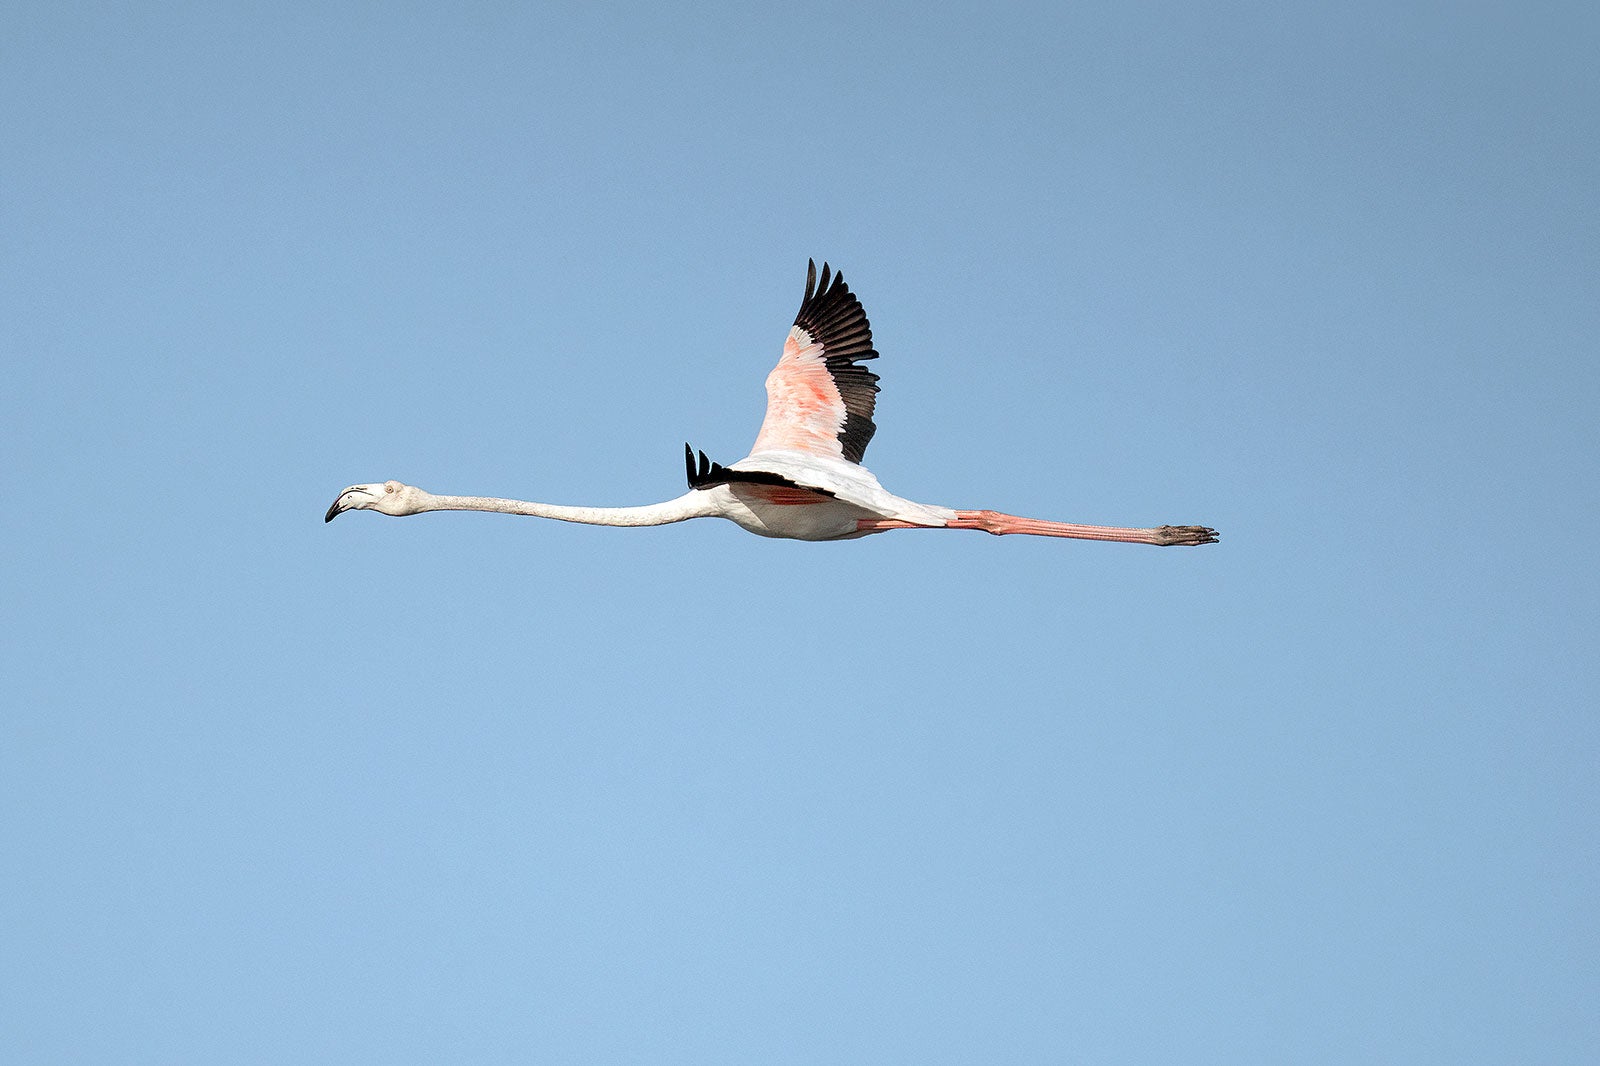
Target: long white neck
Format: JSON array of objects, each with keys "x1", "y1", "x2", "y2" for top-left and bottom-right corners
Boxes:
[{"x1": 409, "y1": 489, "x2": 714, "y2": 528}]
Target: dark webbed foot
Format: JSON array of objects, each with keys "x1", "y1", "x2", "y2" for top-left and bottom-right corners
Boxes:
[{"x1": 1155, "y1": 525, "x2": 1219, "y2": 546}]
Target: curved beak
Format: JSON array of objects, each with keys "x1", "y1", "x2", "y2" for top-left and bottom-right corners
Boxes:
[{"x1": 326, "y1": 486, "x2": 377, "y2": 523}]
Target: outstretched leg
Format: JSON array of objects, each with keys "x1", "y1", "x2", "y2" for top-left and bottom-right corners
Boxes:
[
  {"x1": 948, "y1": 510, "x2": 1217, "y2": 545},
  {"x1": 855, "y1": 510, "x2": 1217, "y2": 545}
]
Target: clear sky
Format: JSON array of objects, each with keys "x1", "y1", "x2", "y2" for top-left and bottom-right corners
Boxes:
[{"x1": 4, "y1": 2, "x2": 1597, "y2": 1062}]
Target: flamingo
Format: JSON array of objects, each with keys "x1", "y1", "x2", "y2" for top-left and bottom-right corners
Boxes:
[{"x1": 326, "y1": 261, "x2": 1218, "y2": 546}]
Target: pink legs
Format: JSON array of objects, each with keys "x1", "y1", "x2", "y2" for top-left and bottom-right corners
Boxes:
[
  {"x1": 857, "y1": 510, "x2": 1218, "y2": 546},
  {"x1": 947, "y1": 510, "x2": 1218, "y2": 545}
]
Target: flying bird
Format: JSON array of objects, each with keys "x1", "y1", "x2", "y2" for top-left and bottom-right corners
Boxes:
[{"x1": 326, "y1": 261, "x2": 1217, "y2": 546}]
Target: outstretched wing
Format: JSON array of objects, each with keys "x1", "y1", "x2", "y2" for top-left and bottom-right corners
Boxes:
[
  {"x1": 683, "y1": 443, "x2": 836, "y2": 498},
  {"x1": 747, "y1": 260, "x2": 881, "y2": 465}
]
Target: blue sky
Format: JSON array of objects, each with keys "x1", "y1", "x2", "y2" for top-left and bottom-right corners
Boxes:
[{"x1": 4, "y1": 1, "x2": 1597, "y2": 1062}]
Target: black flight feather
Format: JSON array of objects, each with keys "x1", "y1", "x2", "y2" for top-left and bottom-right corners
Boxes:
[
  {"x1": 793, "y1": 259, "x2": 880, "y2": 465},
  {"x1": 683, "y1": 442, "x2": 837, "y2": 497}
]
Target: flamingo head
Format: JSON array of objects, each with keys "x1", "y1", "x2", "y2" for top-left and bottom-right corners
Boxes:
[{"x1": 324, "y1": 481, "x2": 427, "y2": 522}]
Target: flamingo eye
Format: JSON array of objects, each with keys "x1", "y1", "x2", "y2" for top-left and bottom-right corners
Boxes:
[{"x1": 384, "y1": 482, "x2": 398, "y2": 494}]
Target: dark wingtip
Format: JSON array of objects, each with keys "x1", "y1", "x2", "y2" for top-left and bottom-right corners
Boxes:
[{"x1": 686, "y1": 444, "x2": 720, "y2": 489}]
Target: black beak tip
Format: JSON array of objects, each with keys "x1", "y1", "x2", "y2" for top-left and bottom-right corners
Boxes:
[{"x1": 324, "y1": 502, "x2": 342, "y2": 523}]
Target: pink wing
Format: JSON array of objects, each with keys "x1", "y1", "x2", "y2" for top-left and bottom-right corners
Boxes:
[{"x1": 748, "y1": 260, "x2": 880, "y2": 464}]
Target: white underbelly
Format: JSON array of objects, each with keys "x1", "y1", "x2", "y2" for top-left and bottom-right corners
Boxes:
[{"x1": 715, "y1": 492, "x2": 877, "y2": 541}]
